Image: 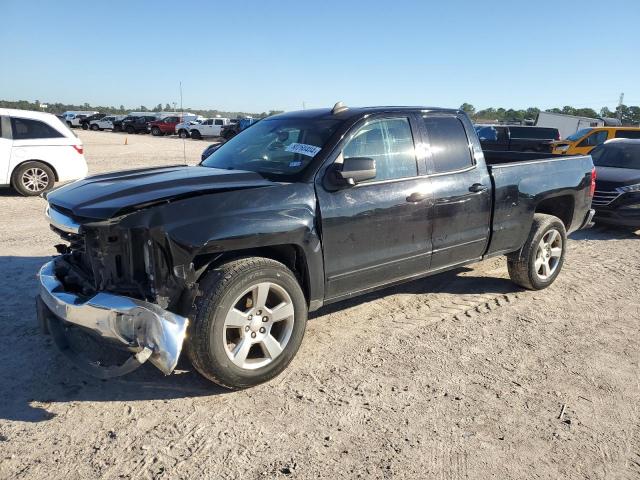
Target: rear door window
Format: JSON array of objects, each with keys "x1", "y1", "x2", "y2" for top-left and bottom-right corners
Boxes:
[
  {"x1": 423, "y1": 116, "x2": 474, "y2": 173},
  {"x1": 614, "y1": 130, "x2": 640, "y2": 139},
  {"x1": 10, "y1": 117, "x2": 64, "y2": 140}
]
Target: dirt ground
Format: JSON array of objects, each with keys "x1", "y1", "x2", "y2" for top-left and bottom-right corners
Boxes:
[{"x1": 0, "y1": 131, "x2": 638, "y2": 479}]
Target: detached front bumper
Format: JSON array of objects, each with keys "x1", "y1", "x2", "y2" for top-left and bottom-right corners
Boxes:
[{"x1": 37, "y1": 259, "x2": 188, "y2": 377}]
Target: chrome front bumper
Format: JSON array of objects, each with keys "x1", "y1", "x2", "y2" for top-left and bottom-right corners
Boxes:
[{"x1": 37, "y1": 259, "x2": 188, "y2": 376}]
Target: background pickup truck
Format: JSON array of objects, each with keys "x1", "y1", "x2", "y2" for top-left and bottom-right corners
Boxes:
[
  {"x1": 189, "y1": 117, "x2": 230, "y2": 139},
  {"x1": 148, "y1": 115, "x2": 199, "y2": 136},
  {"x1": 475, "y1": 125, "x2": 560, "y2": 153},
  {"x1": 121, "y1": 115, "x2": 157, "y2": 134},
  {"x1": 37, "y1": 105, "x2": 595, "y2": 390}
]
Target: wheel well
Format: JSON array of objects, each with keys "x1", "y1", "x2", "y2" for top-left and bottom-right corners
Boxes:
[
  {"x1": 12, "y1": 160, "x2": 59, "y2": 183},
  {"x1": 535, "y1": 196, "x2": 574, "y2": 230},
  {"x1": 193, "y1": 245, "x2": 311, "y2": 304}
]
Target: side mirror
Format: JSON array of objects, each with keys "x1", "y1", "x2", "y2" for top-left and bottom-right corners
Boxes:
[{"x1": 325, "y1": 156, "x2": 376, "y2": 189}]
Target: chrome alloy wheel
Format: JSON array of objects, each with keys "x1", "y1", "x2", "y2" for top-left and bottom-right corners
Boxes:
[
  {"x1": 223, "y1": 282, "x2": 295, "y2": 370},
  {"x1": 534, "y1": 229, "x2": 562, "y2": 280},
  {"x1": 21, "y1": 167, "x2": 49, "y2": 193}
]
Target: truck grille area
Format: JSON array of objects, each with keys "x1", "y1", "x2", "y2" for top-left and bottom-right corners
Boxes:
[{"x1": 50, "y1": 223, "x2": 154, "y2": 302}]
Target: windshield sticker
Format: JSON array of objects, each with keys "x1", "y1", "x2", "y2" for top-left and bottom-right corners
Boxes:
[{"x1": 285, "y1": 143, "x2": 322, "y2": 157}]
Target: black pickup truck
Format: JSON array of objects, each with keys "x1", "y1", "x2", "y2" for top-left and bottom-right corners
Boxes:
[
  {"x1": 37, "y1": 104, "x2": 595, "y2": 389},
  {"x1": 122, "y1": 115, "x2": 157, "y2": 134},
  {"x1": 475, "y1": 125, "x2": 560, "y2": 153}
]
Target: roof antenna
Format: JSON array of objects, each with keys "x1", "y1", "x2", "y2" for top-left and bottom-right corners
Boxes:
[
  {"x1": 180, "y1": 80, "x2": 186, "y2": 165},
  {"x1": 332, "y1": 101, "x2": 348, "y2": 114}
]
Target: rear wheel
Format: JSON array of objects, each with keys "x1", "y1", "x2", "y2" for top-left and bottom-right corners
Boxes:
[
  {"x1": 507, "y1": 214, "x2": 567, "y2": 290},
  {"x1": 151, "y1": 127, "x2": 162, "y2": 136},
  {"x1": 81, "y1": 123, "x2": 89, "y2": 130},
  {"x1": 12, "y1": 161, "x2": 55, "y2": 196},
  {"x1": 125, "y1": 125, "x2": 135, "y2": 134},
  {"x1": 178, "y1": 129, "x2": 189, "y2": 139},
  {"x1": 187, "y1": 257, "x2": 307, "y2": 390},
  {"x1": 190, "y1": 130, "x2": 201, "y2": 140}
]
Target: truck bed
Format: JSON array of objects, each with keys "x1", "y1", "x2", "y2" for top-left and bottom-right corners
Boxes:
[{"x1": 483, "y1": 150, "x2": 594, "y2": 257}]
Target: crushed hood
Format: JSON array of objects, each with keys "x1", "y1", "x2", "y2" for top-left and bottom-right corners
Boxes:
[{"x1": 46, "y1": 165, "x2": 276, "y2": 219}]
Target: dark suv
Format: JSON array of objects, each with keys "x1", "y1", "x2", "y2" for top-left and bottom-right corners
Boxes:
[
  {"x1": 591, "y1": 139, "x2": 640, "y2": 230},
  {"x1": 475, "y1": 125, "x2": 560, "y2": 153},
  {"x1": 122, "y1": 116, "x2": 157, "y2": 134}
]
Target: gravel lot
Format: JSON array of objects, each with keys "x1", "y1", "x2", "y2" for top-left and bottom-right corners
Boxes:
[{"x1": 0, "y1": 131, "x2": 638, "y2": 479}]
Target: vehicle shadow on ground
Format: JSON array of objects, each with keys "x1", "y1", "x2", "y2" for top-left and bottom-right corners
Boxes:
[
  {"x1": 2, "y1": 225, "x2": 637, "y2": 422},
  {"x1": 570, "y1": 224, "x2": 639, "y2": 241}
]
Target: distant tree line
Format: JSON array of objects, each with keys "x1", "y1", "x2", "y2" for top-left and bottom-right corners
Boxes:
[
  {"x1": 3, "y1": 98, "x2": 640, "y2": 125},
  {"x1": 460, "y1": 102, "x2": 640, "y2": 125},
  {"x1": 0, "y1": 99, "x2": 284, "y2": 119}
]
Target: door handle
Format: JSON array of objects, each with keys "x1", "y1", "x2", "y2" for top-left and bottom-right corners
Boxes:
[
  {"x1": 469, "y1": 183, "x2": 488, "y2": 193},
  {"x1": 406, "y1": 192, "x2": 428, "y2": 203}
]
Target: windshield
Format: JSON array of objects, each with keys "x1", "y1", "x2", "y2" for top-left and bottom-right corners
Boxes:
[
  {"x1": 591, "y1": 143, "x2": 640, "y2": 169},
  {"x1": 566, "y1": 128, "x2": 592, "y2": 141},
  {"x1": 201, "y1": 117, "x2": 342, "y2": 178}
]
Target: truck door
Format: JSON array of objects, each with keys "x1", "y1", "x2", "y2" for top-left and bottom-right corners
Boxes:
[
  {"x1": 214, "y1": 119, "x2": 225, "y2": 136},
  {"x1": 421, "y1": 114, "x2": 492, "y2": 270},
  {"x1": 0, "y1": 116, "x2": 12, "y2": 184},
  {"x1": 316, "y1": 114, "x2": 433, "y2": 300}
]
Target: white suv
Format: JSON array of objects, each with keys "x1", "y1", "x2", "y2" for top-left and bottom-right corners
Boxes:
[
  {"x1": 90, "y1": 115, "x2": 125, "y2": 131},
  {"x1": 0, "y1": 109, "x2": 88, "y2": 196}
]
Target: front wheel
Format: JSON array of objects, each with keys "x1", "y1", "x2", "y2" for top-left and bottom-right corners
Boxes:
[
  {"x1": 125, "y1": 126, "x2": 135, "y2": 134},
  {"x1": 178, "y1": 129, "x2": 189, "y2": 139},
  {"x1": 90, "y1": 124, "x2": 99, "y2": 131},
  {"x1": 187, "y1": 257, "x2": 307, "y2": 390},
  {"x1": 151, "y1": 127, "x2": 162, "y2": 136},
  {"x1": 507, "y1": 213, "x2": 567, "y2": 290}
]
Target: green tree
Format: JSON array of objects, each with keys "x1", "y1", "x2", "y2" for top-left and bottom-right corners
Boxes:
[{"x1": 460, "y1": 103, "x2": 476, "y2": 116}]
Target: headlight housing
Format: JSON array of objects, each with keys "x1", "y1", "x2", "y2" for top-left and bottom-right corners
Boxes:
[
  {"x1": 616, "y1": 183, "x2": 640, "y2": 193},
  {"x1": 555, "y1": 144, "x2": 570, "y2": 152}
]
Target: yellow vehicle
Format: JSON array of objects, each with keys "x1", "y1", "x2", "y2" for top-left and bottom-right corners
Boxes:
[{"x1": 552, "y1": 127, "x2": 640, "y2": 155}]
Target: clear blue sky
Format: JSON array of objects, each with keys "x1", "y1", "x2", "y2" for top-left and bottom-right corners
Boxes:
[{"x1": 2, "y1": 0, "x2": 639, "y2": 113}]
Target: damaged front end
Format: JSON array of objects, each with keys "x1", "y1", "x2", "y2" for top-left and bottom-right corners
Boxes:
[{"x1": 37, "y1": 204, "x2": 195, "y2": 377}]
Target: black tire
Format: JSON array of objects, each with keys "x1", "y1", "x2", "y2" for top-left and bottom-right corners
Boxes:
[
  {"x1": 114, "y1": 125, "x2": 121, "y2": 132},
  {"x1": 90, "y1": 124, "x2": 99, "y2": 131},
  {"x1": 190, "y1": 130, "x2": 201, "y2": 140},
  {"x1": 187, "y1": 257, "x2": 308, "y2": 390},
  {"x1": 178, "y1": 129, "x2": 189, "y2": 139},
  {"x1": 66, "y1": 121, "x2": 72, "y2": 128},
  {"x1": 223, "y1": 130, "x2": 236, "y2": 141},
  {"x1": 12, "y1": 161, "x2": 56, "y2": 196},
  {"x1": 151, "y1": 127, "x2": 162, "y2": 136},
  {"x1": 507, "y1": 213, "x2": 567, "y2": 290},
  {"x1": 125, "y1": 126, "x2": 135, "y2": 134},
  {"x1": 81, "y1": 123, "x2": 89, "y2": 130}
]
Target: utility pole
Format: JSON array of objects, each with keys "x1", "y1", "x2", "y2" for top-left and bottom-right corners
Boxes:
[{"x1": 617, "y1": 92, "x2": 624, "y2": 121}]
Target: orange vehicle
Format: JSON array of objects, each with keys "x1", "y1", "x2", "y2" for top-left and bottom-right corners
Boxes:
[{"x1": 552, "y1": 127, "x2": 640, "y2": 155}]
